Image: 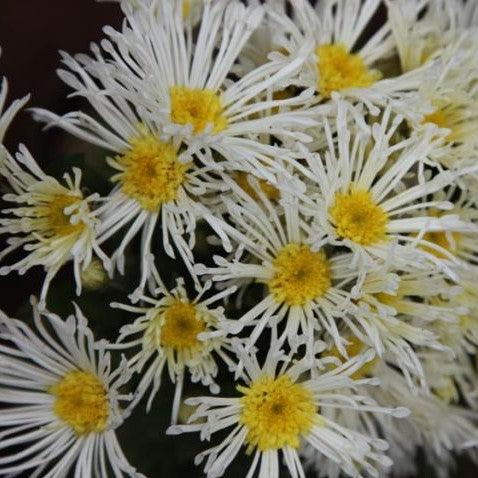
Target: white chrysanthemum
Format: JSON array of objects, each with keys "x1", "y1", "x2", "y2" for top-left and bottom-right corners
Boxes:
[
  {"x1": 409, "y1": 190, "x2": 478, "y2": 268},
  {"x1": 32, "y1": 0, "x2": 319, "y2": 295},
  {"x1": 0, "y1": 299, "x2": 142, "y2": 477},
  {"x1": 167, "y1": 334, "x2": 408, "y2": 478},
  {"x1": 196, "y1": 179, "x2": 365, "y2": 359},
  {"x1": 34, "y1": 0, "x2": 317, "y2": 180},
  {"x1": 407, "y1": 32, "x2": 478, "y2": 170},
  {"x1": 106, "y1": 276, "x2": 237, "y2": 423},
  {"x1": 342, "y1": 265, "x2": 462, "y2": 388},
  {"x1": 387, "y1": 0, "x2": 478, "y2": 73},
  {"x1": 298, "y1": 101, "x2": 477, "y2": 276},
  {"x1": 1, "y1": 79, "x2": 108, "y2": 305},
  {"x1": 302, "y1": 356, "x2": 478, "y2": 478},
  {"x1": 375, "y1": 363, "x2": 478, "y2": 478},
  {"x1": 265, "y1": 0, "x2": 433, "y2": 116},
  {"x1": 0, "y1": 145, "x2": 108, "y2": 306},
  {"x1": 92, "y1": 128, "x2": 231, "y2": 298}
]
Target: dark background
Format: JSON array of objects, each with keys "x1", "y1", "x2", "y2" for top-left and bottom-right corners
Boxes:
[{"x1": 0, "y1": 1, "x2": 476, "y2": 476}]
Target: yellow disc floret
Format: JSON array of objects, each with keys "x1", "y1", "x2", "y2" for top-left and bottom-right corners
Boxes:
[
  {"x1": 113, "y1": 135, "x2": 188, "y2": 212},
  {"x1": 160, "y1": 301, "x2": 206, "y2": 350},
  {"x1": 268, "y1": 243, "x2": 331, "y2": 306},
  {"x1": 235, "y1": 172, "x2": 279, "y2": 201},
  {"x1": 49, "y1": 370, "x2": 109, "y2": 435},
  {"x1": 328, "y1": 337, "x2": 378, "y2": 380},
  {"x1": 330, "y1": 188, "x2": 388, "y2": 245},
  {"x1": 418, "y1": 210, "x2": 461, "y2": 259},
  {"x1": 316, "y1": 44, "x2": 381, "y2": 99},
  {"x1": 170, "y1": 86, "x2": 228, "y2": 134},
  {"x1": 182, "y1": 0, "x2": 191, "y2": 17},
  {"x1": 423, "y1": 110, "x2": 448, "y2": 129},
  {"x1": 46, "y1": 194, "x2": 86, "y2": 236},
  {"x1": 239, "y1": 375, "x2": 317, "y2": 452},
  {"x1": 80, "y1": 258, "x2": 108, "y2": 290},
  {"x1": 422, "y1": 230, "x2": 461, "y2": 259},
  {"x1": 422, "y1": 104, "x2": 464, "y2": 144}
]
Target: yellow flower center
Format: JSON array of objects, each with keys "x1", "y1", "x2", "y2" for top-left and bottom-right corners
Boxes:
[
  {"x1": 328, "y1": 337, "x2": 378, "y2": 380},
  {"x1": 170, "y1": 86, "x2": 228, "y2": 135},
  {"x1": 49, "y1": 371, "x2": 109, "y2": 435},
  {"x1": 268, "y1": 243, "x2": 331, "y2": 306},
  {"x1": 418, "y1": 210, "x2": 461, "y2": 258},
  {"x1": 421, "y1": 230, "x2": 461, "y2": 259},
  {"x1": 433, "y1": 377, "x2": 457, "y2": 404},
  {"x1": 113, "y1": 135, "x2": 189, "y2": 212},
  {"x1": 80, "y1": 259, "x2": 108, "y2": 290},
  {"x1": 182, "y1": 0, "x2": 191, "y2": 17},
  {"x1": 160, "y1": 301, "x2": 206, "y2": 349},
  {"x1": 239, "y1": 375, "x2": 318, "y2": 452},
  {"x1": 422, "y1": 105, "x2": 464, "y2": 143},
  {"x1": 316, "y1": 44, "x2": 381, "y2": 99},
  {"x1": 423, "y1": 110, "x2": 448, "y2": 129},
  {"x1": 330, "y1": 189, "x2": 388, "y2": 245},
  {"x1": 374, "y1": 291, "x2": 398, "y2": 307},
  {"x1": 235, "y1": 172, "x2": 279, "y2": 201},
  {"x1": 46, "y1": 194, "x2": 86, "y2": 236}
]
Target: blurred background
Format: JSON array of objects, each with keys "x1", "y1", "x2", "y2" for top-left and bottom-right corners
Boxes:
[{"x1": 0, "y1": 1, "x2": 476, "y2": 476}]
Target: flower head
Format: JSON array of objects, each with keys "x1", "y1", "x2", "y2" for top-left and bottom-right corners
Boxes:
[{"x1": 0, "y1": 299, "x2": 142, "y2": 477}]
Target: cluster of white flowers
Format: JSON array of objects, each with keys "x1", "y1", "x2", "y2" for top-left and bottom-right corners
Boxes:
[{"x1": 1, "y1": 0, "x2": 478, "y2": 476}]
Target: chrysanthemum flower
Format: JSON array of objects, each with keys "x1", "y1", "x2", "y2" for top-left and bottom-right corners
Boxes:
[
  {"x1": 1, "y1": 78, "x2": 109, "y2": 306},
  {"x1": 387, "y1": 0, "x2": 478, "y2": 73},
  {"x1": 106, "y1": 276, "x2": 237, "y2": 422},
  {"x1": 167, "y1": 335, "x2": 407, "y2": 478},
  {"x1": 373, "y1": 362, "x2": 478, "y2": 478},
  {"x1": 93, "y1": 127, "x2": 232, "y2": 298},
  {"x1": 342, "y1": 265, "x2": 462, "y2": 388},
  {"x1": 0, "y1": 154, "x2": 107, "y2": 306},
  {"x1": 32, "y1": 0, "x2": 319, "y2": 294},
  {"x1": 303, "y1": 356, "x2": 478, "y2": 478},
  {"x1": 34, "y1": 0, "x2": 317, "y2": 179},
  {"x1": 266, "y1": 0, "x2": 433, "y2": 115},
  {"x1": 0, "y1": 299, "x2": 142, "y2": 477},
  {"x1": 299, "y1": 101, "x2": 477, "y2": 276},
  {"x1": 196, "y1": 179, "x2": 364, "y2": 358},
  {"x1": 405, "y1": 33, "x2": 478, "y2": 170},
  {"x1": 0, "y1": 142, "x2": 108, "y2": 307}
]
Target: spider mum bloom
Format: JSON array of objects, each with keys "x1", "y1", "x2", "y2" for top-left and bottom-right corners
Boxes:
[
  {"x1": 265, "y1": 0, "x2": 434, "y2": 116},
  {"x1": 412, "y1": 34, "x2": 478, "y2": 170},
  {"x1": 387, "y1": 0, "x2": 478, "y2": 74},
  {"x1": 344, "y1": 265, "x2": 464, "y2": 389},
  {"x1": 31, "y1": 0, "x2": 318, "y2": 294},
  {"x1": 0, "y1": 300, "x2": 142, "y2": 477},
  {"x1": 196, "y1": 180, "x2": 361, "y2": 358},
  {"x1": 34, "y1": 0, "x2": 318, "y2": 186},
  {"x1": 107, "y1": 277, "x2": 237, "y2": 422},
  {"x1": 414, "y1": 193, "x2": 478, "y2": 266},
  {"x1": 372, "y1": 361, "x2": 478, "y2": 477},
  {"x1": 167, "y1": 336, "x2": 407, "y2": 478},
  {"x1": 299, "y1": 101, "x2": 477, "y2": 276},
  {"x1": 0, "y1": 145, "x2": 108, "y2": 306},
  {"x1": 93, "y1": 127, "x2": 229, "y2": 297},
  {"x1": 0, "y1": 85, "x2": 108, "y2": 306}
]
